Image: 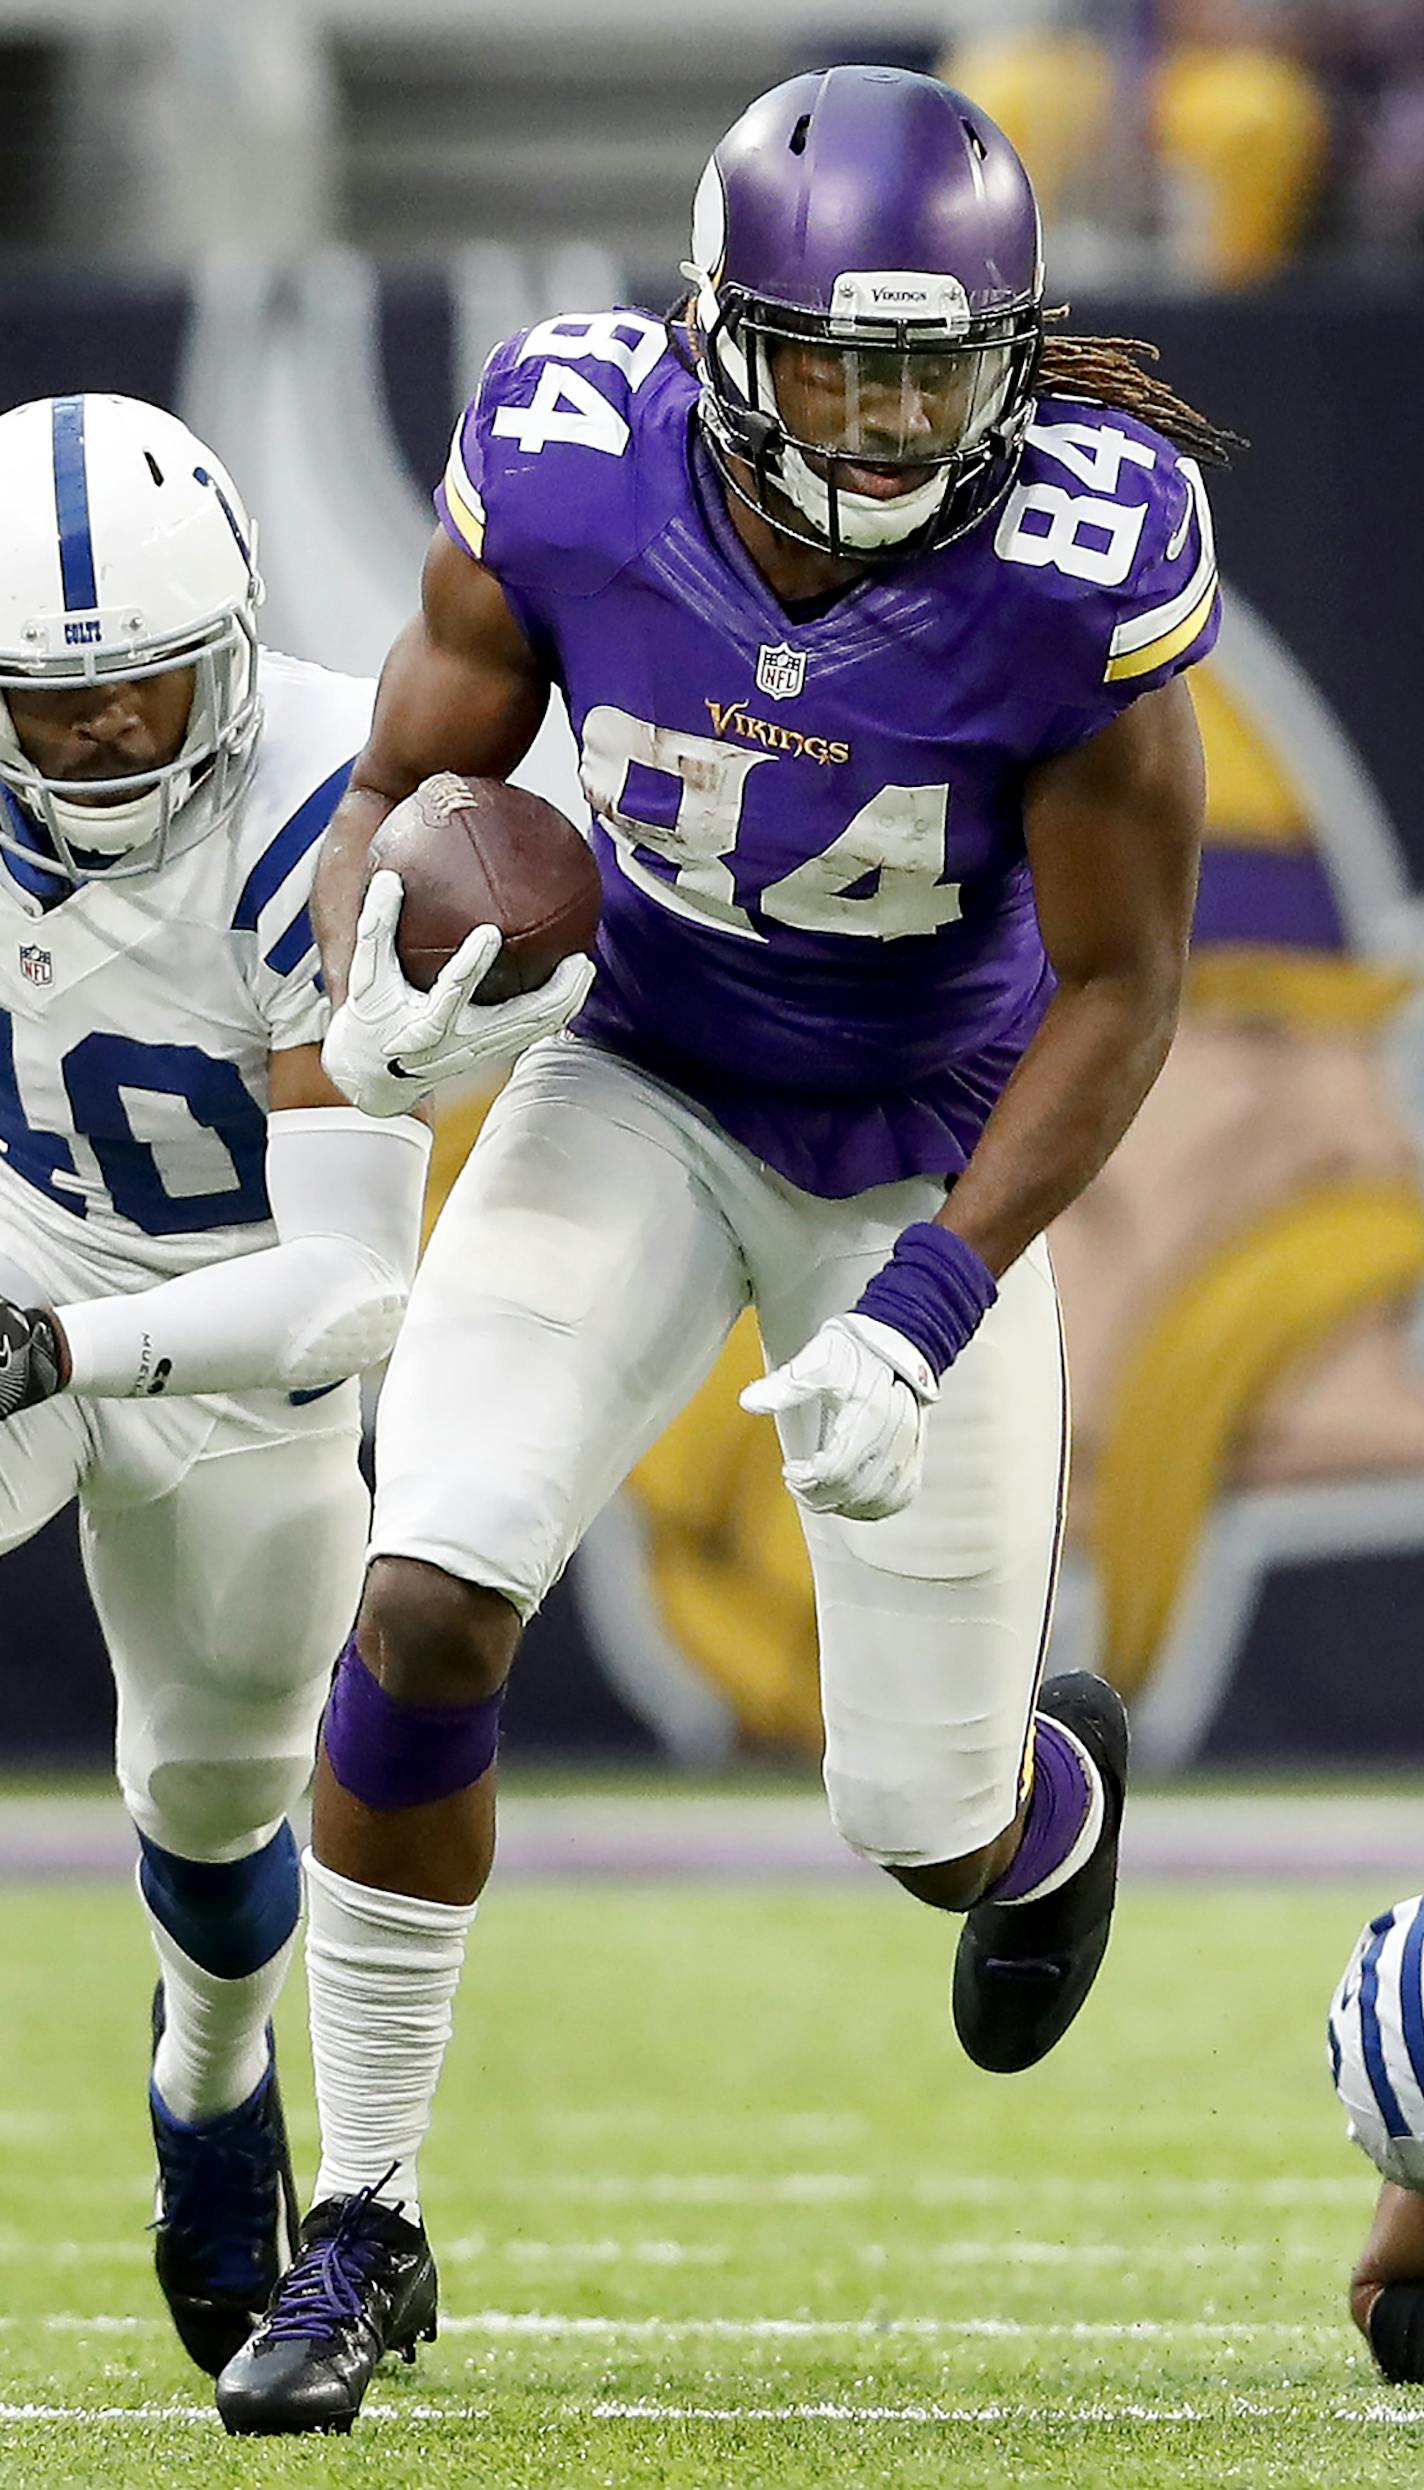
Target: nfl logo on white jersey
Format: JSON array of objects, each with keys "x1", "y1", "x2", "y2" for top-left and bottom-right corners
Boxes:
[
  {"x1": 756, "y1": 642, "x2": 806, "y2": 702},
  {"x1": 18, "y1": 944, "x2": 52, "y2": 988}
]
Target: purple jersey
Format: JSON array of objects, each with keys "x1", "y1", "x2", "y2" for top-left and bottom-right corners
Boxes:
[{"x1": 437, "y1": 311, "x2": 1219, "y2": 1198}]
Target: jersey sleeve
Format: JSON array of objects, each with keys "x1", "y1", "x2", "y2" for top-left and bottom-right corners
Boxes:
[
  {"x1": 1101, "y1": 452, "x2": 1219, "y2": 699},
  {"x1": 233, "y1": 756, "x2": 354, "y2": 1052},
  {"x1": 1001, "y1": 408, "x2": 1222, "y2": 760},
  {"x1": 435, "y1": 311, "x2": 680, "y2": 622}
]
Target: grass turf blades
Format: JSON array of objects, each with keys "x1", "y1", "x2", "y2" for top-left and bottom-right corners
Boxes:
[{"x1": 0, "y1": 1873, "x2": 1415, "y2": 2486}]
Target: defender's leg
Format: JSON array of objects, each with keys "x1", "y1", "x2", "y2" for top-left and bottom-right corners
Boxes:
[{"x1": 87, "y1": 1391, "x2": 369, "y2": 2373}]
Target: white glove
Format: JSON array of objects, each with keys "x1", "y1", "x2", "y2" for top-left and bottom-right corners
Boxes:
[
  {"x1": 321, "y1": 870, "x2": 596, "y2": 1117},
  {"x1": 740, "y1": 1312, "x2": 938, "y2": 1523}
]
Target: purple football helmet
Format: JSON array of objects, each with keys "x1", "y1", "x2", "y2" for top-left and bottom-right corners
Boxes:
[{"x1": 686, "y1": 67, "x2": 1044, "y2": 562}]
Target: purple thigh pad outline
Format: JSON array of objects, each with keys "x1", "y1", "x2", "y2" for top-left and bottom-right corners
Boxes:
[{"x1": 322, "y1": 1637, "x2": 504, "y2": 1812}]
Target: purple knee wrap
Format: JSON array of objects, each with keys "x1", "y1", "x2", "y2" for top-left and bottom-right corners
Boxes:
[{"x1": 322, "y1": 1637, "x2": 503, "y2": 1812}]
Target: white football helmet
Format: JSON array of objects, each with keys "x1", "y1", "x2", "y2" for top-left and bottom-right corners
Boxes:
[{"x1": 0, "y1": 394, "x2": 263, "y2": 880}]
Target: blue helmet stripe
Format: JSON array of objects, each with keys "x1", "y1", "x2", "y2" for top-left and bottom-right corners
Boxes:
[
  {"x1": 50, "y1": 398, "x2": 98, "y2": 613},
  {"x1": 192, "y1": 464, "x2": 253, "y2": 571},
  {"x1": 1360, "y1": 1918, "x2": 1410, "y2": 2139}
]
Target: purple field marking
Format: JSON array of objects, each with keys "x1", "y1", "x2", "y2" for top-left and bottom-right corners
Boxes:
[{"x1": 0, "y1": 1792, "x2": 1421, "y2": 1883}]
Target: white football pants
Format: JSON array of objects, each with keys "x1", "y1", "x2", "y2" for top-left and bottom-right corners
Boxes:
[
  {"x1": 0, "y1": 1240, "x2": 368, "y2": 1863},
  {"x1": 373, "y1": 1038, "x2": 1068, "y2": 1869}
]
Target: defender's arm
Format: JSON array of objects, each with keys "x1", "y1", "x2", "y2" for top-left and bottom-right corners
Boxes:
[
  {"x1": 0, "y1": 1044, "x2": 431, "y2": 1413},
  {"x1": 313, "y1": 532, "x2": 551, "y2": 1007}
]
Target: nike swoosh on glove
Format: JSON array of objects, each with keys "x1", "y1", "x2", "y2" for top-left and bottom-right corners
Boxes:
[
  {"x1": 0, "y1": 1301, "x2": 66, "y2": 1421},
  {"x1": 321, "y1": 870, "x2": 596, "y2": 1117},
  {"x1": 739, "y1": 1313, "x2": 938, "y2": 1523}
]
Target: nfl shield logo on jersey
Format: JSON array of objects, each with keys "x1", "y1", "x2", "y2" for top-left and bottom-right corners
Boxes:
[
  {"x1": 18, "y1": 944, "x2": 52, "y2": 988},
  {"x1": 756, "y1": 642, "x2": 806, "y2": 702}
]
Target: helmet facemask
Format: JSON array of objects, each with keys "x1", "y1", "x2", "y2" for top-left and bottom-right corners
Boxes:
[
  {"x1": 0, "y1": 603, "x2": 261, "y2": 884},
  {"x1": 692, "y1": 279, "x2": 1042, "y2": 564}
]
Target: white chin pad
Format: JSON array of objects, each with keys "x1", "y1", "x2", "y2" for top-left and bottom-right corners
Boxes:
[{"x1": 778, "y1": 444, "x2": 947, "y2": 550}]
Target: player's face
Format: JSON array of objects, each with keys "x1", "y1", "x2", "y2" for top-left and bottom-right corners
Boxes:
[
  {"x1": 769, "y1": 337, "x2": 988, "y2": 499},
  {"x1": 7, "y1": 666, "x2": 196, "y2": 802}
]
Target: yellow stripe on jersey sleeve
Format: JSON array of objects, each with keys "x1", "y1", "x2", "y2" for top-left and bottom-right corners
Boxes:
[
  {"x1": 442, "y1": 441, "x2": 486, "y2": 556},
  {"x1": 1103, "y1": 455, "x2": 1217, "y2": 683},
  {"x1": 1104, "y1": 571, "x2": 1219, "y2": 682}
]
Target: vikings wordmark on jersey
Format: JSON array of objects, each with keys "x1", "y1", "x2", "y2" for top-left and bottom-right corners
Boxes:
[{"x1": 438, "y1": 311, "x2": 1219, "y2": 1198}]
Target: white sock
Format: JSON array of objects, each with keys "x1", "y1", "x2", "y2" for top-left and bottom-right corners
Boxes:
[
  {"x1": 143, "y1": 1887, "x2": 291, "y2": 2124},
  {"x1": 304, "y1": 1848, "x2": 477, "y2": 2221}
]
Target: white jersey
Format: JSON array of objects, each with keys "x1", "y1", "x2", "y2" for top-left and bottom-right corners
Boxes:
[{"x1": 0, "y1": 649, "x2": 373, "y2": 1292}]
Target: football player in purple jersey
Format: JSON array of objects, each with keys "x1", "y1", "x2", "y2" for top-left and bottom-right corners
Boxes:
[{"x1": 218, "y1": 66, "x2": 1238, "y2": 2434}]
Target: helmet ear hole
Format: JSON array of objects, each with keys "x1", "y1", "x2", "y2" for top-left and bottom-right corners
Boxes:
[
  {"x1": 144, "y1": 452, "x2": 164, "y2": 487},
  {"x1": 789, "y1": 112, "x2": 812, "y2": 156}
]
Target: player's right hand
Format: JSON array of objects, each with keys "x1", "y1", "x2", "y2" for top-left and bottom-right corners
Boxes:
[
  {"x1": 0, "y1": 1301, "x2": 67, "y2": 1421},
  {"x1": 321, "y1": 871, "x2": 594, "y2": 1116}
]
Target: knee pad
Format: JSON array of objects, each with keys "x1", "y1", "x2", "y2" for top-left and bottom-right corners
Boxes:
[{"x1": 133, "y1": 1750, "x2": 317, "y2": 1866}]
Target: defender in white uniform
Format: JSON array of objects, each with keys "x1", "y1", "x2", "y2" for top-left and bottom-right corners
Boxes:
[
  {"x1": 1329, "y1": 1897, "x2": 1424, "y2": 2383},
  {"x1": 0, "y1": 395, "x2": 433, "y2": 2375}
]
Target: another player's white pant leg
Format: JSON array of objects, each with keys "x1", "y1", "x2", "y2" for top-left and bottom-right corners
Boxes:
[
  {"x1": 82, "y1": 1388, "x2": 369, "y2": 1863},
  {"x1": 371, "y1": 1039, "x2": 750, "y2": 1608},
  {"x1": 0, "y1": 1396, "x2": 91, "y2": 1554},
  {"x1": 750, "y1": 1186, "x2": 1068, "y2": 1871}
]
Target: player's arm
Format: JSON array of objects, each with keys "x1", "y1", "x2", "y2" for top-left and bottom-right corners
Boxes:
[
  {"x1": 1350, "y1": 2181, "x2": 1424, "y2": 2379},
  {"x1": 0, "y1": 1043, "x2": 431, "y2": 1416},
  {"x1": 742, "y1": 679, "x2": 1204, "y2": 1524},
  {"x1": 936, "y1": 673, "x2": 1204, "y2": 1266},
  {"x1": 312, "y1": 532, "x2": 590, "y2": 1117},
  {"x1": 313, "y1": 531, "x2": 551, "y2": 1006}
]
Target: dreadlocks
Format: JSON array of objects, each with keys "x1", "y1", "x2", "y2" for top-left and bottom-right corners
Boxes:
[{"x1": 1037, "y1": 314, "x2": 1244, "y2": 468}]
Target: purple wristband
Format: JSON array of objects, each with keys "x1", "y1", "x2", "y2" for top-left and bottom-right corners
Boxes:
[{"x1": 852, "y1": 1222, "x2": 998, "y2": 1381}]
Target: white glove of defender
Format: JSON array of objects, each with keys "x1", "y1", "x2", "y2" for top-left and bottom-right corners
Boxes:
[
  {"x1": 321, "y1": 870, "x2": 596, "y2": 1117},
  {"x1": 740, "y1": 1312, "x2": 938, "y2": 1523}
]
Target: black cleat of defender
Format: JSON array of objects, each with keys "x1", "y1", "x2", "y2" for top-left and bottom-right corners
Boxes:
[
  {"x1": 149, "y1": 1984, "x2": 300, "y2": 2376},
  {"x1": 215, "y1": 2182, "x2": 438, "y2": 2436},
  {"x1": 952, "y1": 1671, "x2": 1129, "y2": 2075}
]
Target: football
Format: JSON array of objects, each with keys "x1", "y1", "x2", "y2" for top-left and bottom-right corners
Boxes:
[{"x1": 370, "y1": 772, "x2": 602, "y2": 1004}]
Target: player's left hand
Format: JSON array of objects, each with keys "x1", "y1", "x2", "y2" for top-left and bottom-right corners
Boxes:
[
  {"x1": 740, "y1": 1313, "x2": 938, "y2": 1523},
  {"x1": 0, "y1": 1301, "x2": 68, "y2": 1422}
]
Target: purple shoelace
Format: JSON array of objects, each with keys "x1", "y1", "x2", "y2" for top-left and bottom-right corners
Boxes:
[{"x1": 263, "y1": 2171, "x2": 402, "y2": 2345}]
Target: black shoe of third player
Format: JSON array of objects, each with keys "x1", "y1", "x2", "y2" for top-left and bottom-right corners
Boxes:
[
  {"x1": 149, "y1": 1985, "x2": 299, "y2": 2377},
  {"x1": 952, "y1": 1671, "x2": 1129, "y2": 2076},
  {"x1": 215, "y1": 2183, "x2": 438, "y2": 2436}
]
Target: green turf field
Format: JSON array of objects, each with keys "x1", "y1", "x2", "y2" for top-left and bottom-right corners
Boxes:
[{"x1": 0, "y1": 1872, "x2": 1418, "y2": 2487}]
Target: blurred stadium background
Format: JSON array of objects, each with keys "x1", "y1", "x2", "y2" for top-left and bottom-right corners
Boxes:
[{"x1": 2, "y1": 0, "x2": 1423, "y2": 1794}]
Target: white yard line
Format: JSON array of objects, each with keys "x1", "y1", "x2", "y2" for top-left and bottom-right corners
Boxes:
[
  {"x1": 0, "y1": 2311, "x2": 1345, "y2": 2340},
  {"x1": 0, "y1": 2395, "x2": 1417, "y2": 2428}
]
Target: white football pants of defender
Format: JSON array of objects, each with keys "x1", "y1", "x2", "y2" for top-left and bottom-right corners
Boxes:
[
  {"x1": 0, "y1": 1312, "x2": 368, "y2": 1863},
  {"x1": 373, "y1": 1037, "x2": 1068, "y2": 1869}
]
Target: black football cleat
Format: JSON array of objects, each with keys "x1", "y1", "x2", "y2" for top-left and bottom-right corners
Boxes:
[
  {"x1": 952, "y1": 1670, "x2": 1129, "y2": 2075},
  {"x1": 149, "y1": 1984, "x2": 300, "y2": 2375},
  {"x1": 215, "y1": 2182, "x2": 438, "y2": 2436}
]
